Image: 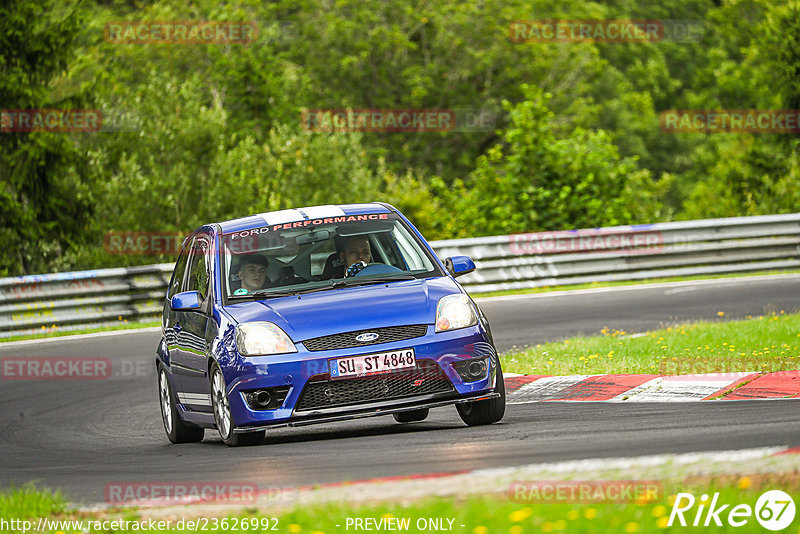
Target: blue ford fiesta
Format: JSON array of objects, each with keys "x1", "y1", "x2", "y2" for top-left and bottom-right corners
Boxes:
[{"x1": 157, "y1": 203, "x2": 505, "y2": 446}]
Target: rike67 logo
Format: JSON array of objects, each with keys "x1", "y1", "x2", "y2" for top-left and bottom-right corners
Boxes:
[{"x1": 669, "y1": 490, "x2": 796, "y2": 531}]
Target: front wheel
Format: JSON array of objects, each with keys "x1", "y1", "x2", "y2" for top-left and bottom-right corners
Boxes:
[
  {"x1": 210, "y1": 363, "x2": 264, "y2": 447},
  {"x1": 456, "y1": 360, "x2": 506, "y2": 426},
  {"x1": 159, "y1": 367, "x2": 204, "y2": 444}
]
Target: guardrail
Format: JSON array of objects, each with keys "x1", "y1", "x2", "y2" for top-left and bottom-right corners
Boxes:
[
  {"x1": 438, "y1": 213, "x2": 800, "y2": 293},
  {"x1": 0, "y1": 265, "x2": 173, "y2": 338},
  {"x1": 1, "y1": 213, "x2": 799, "y2": 338}
]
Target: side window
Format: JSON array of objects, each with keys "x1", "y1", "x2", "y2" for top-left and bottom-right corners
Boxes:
[
  {"x1": 167, "y1": 243, "x2": 191, "y2": 298},
  {"x1": 186, "y1": 238, "x2": 210, "y2": 302},
  {"x1": 391, "y1": 227, "x2": 430, "y2": 270}
]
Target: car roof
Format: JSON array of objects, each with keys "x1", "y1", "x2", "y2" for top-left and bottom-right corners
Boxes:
[{"x1": 215, "y1": 203, "x2": 395, "y2": 235}]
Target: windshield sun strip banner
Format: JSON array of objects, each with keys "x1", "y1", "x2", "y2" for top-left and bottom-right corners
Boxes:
[{"x1": 223, "y1": 213, "x2": 395, "y2": 241}]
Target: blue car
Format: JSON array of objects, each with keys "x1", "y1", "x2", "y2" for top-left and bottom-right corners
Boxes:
[{"x1": 157, "y1": 203, "x2": 505, "y2": 446}]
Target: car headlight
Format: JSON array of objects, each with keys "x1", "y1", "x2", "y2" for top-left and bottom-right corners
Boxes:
[
  {"x1": 235, "y1": 322, "x2": 297, "y2": 356},
  {"x1": 435, "y1": 294, "x2": 478, "y2": 332}
]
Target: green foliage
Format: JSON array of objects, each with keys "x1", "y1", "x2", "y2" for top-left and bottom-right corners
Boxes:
[
  {"x1": 379, "y1": 170, "x2": 455, "y2": 239},
  {"x1": 762, "y1": 3, "x2": 800, "y2": 119},
  {"x1": 208, "y1": 126, "x2": 380, "y2": 217},
  {"x1": 0, "y1": 0, "x2": 91, "y2": 276},
  {"x1": 678, "y1": 0, "x2": 800, "y2": 219},
  {"x1": 3, "y1": 0, "x2": 800, "y2": 275},
  {"x1": 440, "y1": 85, "x2": 663, "y2": 237},
  {"x1": 682, "y1": 136, "x2": 800, "y2": 219}
]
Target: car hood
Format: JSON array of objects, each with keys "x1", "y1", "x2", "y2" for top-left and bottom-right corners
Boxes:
[{"x1": 223, "y1": 276, "x2": 462, "y2": 342}]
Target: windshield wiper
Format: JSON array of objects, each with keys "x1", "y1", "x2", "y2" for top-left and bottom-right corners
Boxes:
[
  {"x1": 249, "y1": 289, "x2": 301, "y2": 299},
  {"x1": 240, "y1": 275, "x2": 416, "y2": 300},
  {"x1": 250, "y1": 284, "x2": 340, "y2": 299},
  {"x1": 331, "y1": 274, "x2": 416, "y2": 288}
]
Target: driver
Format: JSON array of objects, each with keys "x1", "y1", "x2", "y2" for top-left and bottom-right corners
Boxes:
[
  {"x1": 340, "y1": 235, "x2": 372, "y2": 277},
  {"x1": 233, "y1": 254, "x2": 270, "y2": 294}
]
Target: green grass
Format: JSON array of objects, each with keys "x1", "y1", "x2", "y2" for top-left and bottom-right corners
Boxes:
[
  {"x1": 0, "y1": 319, "x2": 161, "y2": 343},
  {"x1": 253, "y1": 483, "x2": 800, "y2": 534},
  {"x1": 0, "y1": 485, "x2": 65, "y2": 521},
  {"x1": 501, "y1": 311, "x2": 800, "y2": 376},
  {"x1": 3, "y1": 476, "x2": 799, "y2": 533},
  {"x1": 472, "y1": 270, "x2": 800, "y2": 299}
]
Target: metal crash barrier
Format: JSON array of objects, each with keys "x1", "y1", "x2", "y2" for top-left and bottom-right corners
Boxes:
[
  {"x1": 0, "y1": 265, "x2": 173, "y2": 338},
  {"x1": 1, "y1": 214, "x2": 799, "y2": 338},
  {"x1": 436, "y1": 213, "x2": 800, "y2": 293}
]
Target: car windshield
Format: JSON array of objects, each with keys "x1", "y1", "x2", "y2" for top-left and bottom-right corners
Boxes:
[{"x1": 221, "y1": 212, "x2": 440, "y2": 299}]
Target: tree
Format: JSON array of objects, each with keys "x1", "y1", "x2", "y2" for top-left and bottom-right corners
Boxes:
[
  {"x1": 680, "y1": 0, "x2": 800, "y2": 219},
  {"x1": 443, "y1": 85, "x2": 663, "y2": 237},
  {"x1": 0, "y1": 0, "x2": 90, "y2": 275}
]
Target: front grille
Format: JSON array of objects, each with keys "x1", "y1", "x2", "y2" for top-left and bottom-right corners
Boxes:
[
  {"x1": 302, "y1": 324, "x2": 428, "y2": 352},
  {"x1": 295, "y1": 359, "x2": 453, "y2": 412}
]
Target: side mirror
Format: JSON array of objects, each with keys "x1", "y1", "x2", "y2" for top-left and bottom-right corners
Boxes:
[
  {"x1": 171, "y1": 290, "x2": 201, "y2": 310},
  {"x1": 444, "y1": 256, "x2": 476, "y2": 278}
]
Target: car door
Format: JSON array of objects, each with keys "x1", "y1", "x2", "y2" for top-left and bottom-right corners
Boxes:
[
  {"x1": 171, "y1": 233, "x2": 214, "y2": 411},
  {"x1": 163, "y1": 238, "x2": 191, "y2": 389}
]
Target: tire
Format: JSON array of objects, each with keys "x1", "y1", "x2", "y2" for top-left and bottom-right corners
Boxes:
[
  {"x1": 456, "y1": 360, "x2": 506, "y2": 426},
  {"x1": 393, "y1": 408, "x2": 429, "y2": 423},
  {"x1": 158, "y1": 367, "x2": 204, "y2": 444},
  {"x1": 210, "y1": 363, "x2": 265, "y2": 447}
]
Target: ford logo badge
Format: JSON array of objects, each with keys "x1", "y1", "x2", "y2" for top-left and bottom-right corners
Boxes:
[{"x1": 355, "y1": 332, "x2": 379, "y2": 343}]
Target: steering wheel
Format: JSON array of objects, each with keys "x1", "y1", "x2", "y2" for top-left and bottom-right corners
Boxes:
[{"x1": 352, "y1": 263, "x2": 403, "y2": 277}]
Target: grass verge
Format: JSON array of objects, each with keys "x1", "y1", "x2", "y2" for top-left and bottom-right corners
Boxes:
[
  {"x1": 3, "y1": 476, "x2": 799, "y2": 533},
  {"x1": 501, "y1": 311, "x2": 800, "y2": 376}
]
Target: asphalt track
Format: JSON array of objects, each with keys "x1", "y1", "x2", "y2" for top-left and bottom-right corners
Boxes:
[{"x1": 1, "y1": 275, "x2": 800, "y2": 505}]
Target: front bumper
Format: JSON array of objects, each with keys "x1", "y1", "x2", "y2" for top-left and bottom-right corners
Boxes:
[
  {"x1": 233, "y1": 391, "x2": 501, "y2": 433},
  {"x1": 222, "y1": 324, "x2": 499, "y2": 429}
]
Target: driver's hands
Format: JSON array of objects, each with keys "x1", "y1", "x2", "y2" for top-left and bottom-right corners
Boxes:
[{"x1": 345, "y1": 261, "x2": 368, "y2": 277}]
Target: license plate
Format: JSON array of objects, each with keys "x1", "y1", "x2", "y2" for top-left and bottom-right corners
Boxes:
[{"x1": 329, "y1": 348, "x2": 416, "y2": 379}]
